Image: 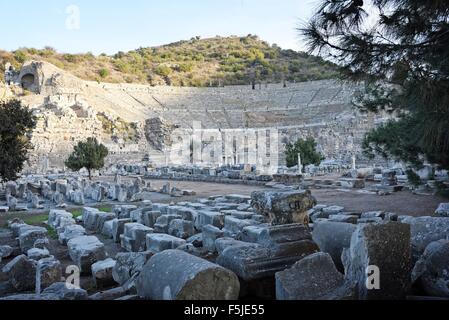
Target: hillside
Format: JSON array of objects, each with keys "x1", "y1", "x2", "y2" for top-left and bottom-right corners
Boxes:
[{"x1": 0, "y1": 35, "x2": 339, "y2": 87}]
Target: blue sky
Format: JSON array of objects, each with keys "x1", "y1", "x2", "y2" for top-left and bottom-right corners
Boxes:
[{"x1": 0, "y1": 0, "x2": 319, "y2": 54}]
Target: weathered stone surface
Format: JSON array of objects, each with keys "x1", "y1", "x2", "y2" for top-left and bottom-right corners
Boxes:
[
  {"x1": 101, "y1": 220, "x2": 114, "y2": 239},
  {"x1": 112, "y1": 251, "x2": 153, "y2": 286},
  {"x1": 312, "y1": 221, "x2": 356, "y2": 271},
  {"x1": 0, "y1": 245, "x2": 13, "y2": 262},
  {"x1": 215, "y1": 238, "x2": 257, "y2": 255},
  {"x1": 343, "y1": 222, "x2": 411, "y2": 300},
  {"x1": 412, "y1": 240, "x2": 449, "y2": 298},
  {"x1": 154, "y1": 214, "x2": 183, "y2": 233},
  {"x1": 223, "y1": 216, "x2": 256, "y2": 239},
  {"x1": 168, "y1": 219, "x2": 195, "y2": 239},
  {"x1": 202, "y1": 224, "x2": 225, "y2": 252},
  {"x1": 329, "y1": 215, "x2": 358, "y2": 224},
  {"x1": 136, "y1": 250, "x2": 240, "y2": 300},
  {"x1": 112, "y1": 218, "x2": 132, "y2": 243},
  {"x1": 121, "y1": 223, "x2": 153, "y2": 252},
  {"x1": 2, "y1": 255, "x2": 36, "y2": 292},
  {"x1": 400, "y1": 216, "x2": 449, "y2": 262},
  {"x1": 217, "y1": 238, "x2": 319, "y2": 281},
  {"x1": 67, "y1": 236, "x2": 107, "y2": 274},
  {"x1": 41, "y1": 282, "x2": 88, "y2": 300},
  {"x1": 276, "y1": 252, "x2": 347, "y2": 300},
  {"x1": 435, "y1": 203, "x2": 449, "y2": 217},
  {"x1": 27, "y1": 248, "x2": 51, "y2": 260},
  {"x1": 92, "y1": 258, "x2": 116, "y2": 288},
  {"x1": 146, "y1": 234, "x2": 186, "y2": 254},
  {"x1": 322, "y1": 206, "x2": 345, "y2": 215},
  {"x1": 187, "y1": 233, "x2": 203, "y2": 248},
  {"x1": 36, "y1": 257, "x2": 62, "y2": 291},
  {"x1": 34, "y1": 238, "x2": 50, "y2": 249},
  {"x1": 196, "y1": 210, "x2": 225, "y2": 230},
  {"x1": 18, "y1": 226, "x2": 48, "y2": 253},
  {"x1": 241, "y1": 225, "x2": 269, "y2": 243},
  {"x1": 58, "y1": 225, "x2": 86, "y2": 245},
  {"x1": 251, "y1": 190, "x2": 316, "y2": 225}
]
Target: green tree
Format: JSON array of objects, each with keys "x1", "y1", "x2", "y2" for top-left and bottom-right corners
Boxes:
[
  {"x1": 300, "y1": 0, "x2": 449, "y2": 170},
  {"x1": 285, "y1": 137, "x2": 324, "y2": 170},
  {"x1": 65, "y1": 137, "x2": 109, "y2": 180},
  {"x1": 0, "y1": 99, "x2": 37, "y2": 182}
]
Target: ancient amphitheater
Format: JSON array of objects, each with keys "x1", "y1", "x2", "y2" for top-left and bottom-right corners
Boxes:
[{"x1": 4, "y1": 61, "x2": 387, "y2": 170}]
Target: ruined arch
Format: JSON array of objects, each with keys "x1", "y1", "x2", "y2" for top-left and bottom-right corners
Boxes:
[{"x1": 20, "y1": 73, "x2": 36, "y2": 90}]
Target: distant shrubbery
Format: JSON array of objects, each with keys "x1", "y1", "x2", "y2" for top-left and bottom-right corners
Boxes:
[{"x1": 0, "y1": 35, "x2": 339, "y2": 87}]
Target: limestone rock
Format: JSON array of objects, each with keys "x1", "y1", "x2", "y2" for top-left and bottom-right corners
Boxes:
[
  {"x1": 435, "y1": 203, "x2": 449, "y2": 217},
  {"x1": 343, "y1": 222, "x2": 411, "y2": 300},
  {"x1": 412, "y1": 240, "x2": 449, "y2": 297},
  {"x1": 276, "y1": 252, "x2": 348, "y2": 300},
  {"x1": 58, "y1": 225, "x2": 86, "y2": 245},
  {"x1": 92, "y1": 258, "x2": 116, "y2": 288},
  {"x1": 2, "y1": 255, "x2": 36, "y2": 292},
  {"x1": 136, "y1": 250, "x2": 240, "y2": 300},
  {"x1": 42, "y1": 282, "x2": 88, "y2": 300},
  {"x1": 146, "y1": 234, "x2": 186, "y2": 254},
  {"x1": 67, "y1": 236, "x2": 107, "y2": 274},
  {"x1": 400, "y1": 216, "x2": 449, "y2": 262},
  {"x1": 36, "y1": 257, "x2": 62, "y2": 291},
  {"x1": 251, "y1": 190, "x2": 316, "y2": 225},
  {"x1": 27, "y1": 248, "x2": 51, "y2": 260},
  {"x1": 312, "y1": 221, "x2": 356, "y2": 271},
  {"x1": 0, "y1": 245, "x2": 13, "y2": 262},
  {"x1": 112, "y1": 251, "x2": 153, "y2": 286}
]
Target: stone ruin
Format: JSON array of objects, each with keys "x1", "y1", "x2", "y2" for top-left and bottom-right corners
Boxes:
[
  {"x1": 1, "y1": 182, "x2": 449, "y2": 300},
  {"x1": 3, "y1": 60, "x2": 394, "y2": 173}
]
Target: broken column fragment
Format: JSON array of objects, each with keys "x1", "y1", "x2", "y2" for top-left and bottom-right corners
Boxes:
[{"x1": 136, "y1": 249, "x2": 240, "y2": 300}]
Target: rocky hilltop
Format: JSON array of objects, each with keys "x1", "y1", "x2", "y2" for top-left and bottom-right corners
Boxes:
[{"x1": 0, "y1": 35, "x2": 338, "y2": 87}]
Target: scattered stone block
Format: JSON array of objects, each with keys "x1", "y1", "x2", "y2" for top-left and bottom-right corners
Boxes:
[
  {"x1": 101, "y1": 220, "x2": 114, "y2": 239},
  {"x1": 412, "y1": 240, "x2": 449, "y2": 298},
  {"x1": 251, "y1": 190, "x2": 316, "y2": 225},
  {"x1": 146, "y1": 234, "x2": 186, "y2": 254},
  {"x1": 41, "y1": 282, "x2": 88, "y2": 300},
  {"x1": 435, "y1": 203, "x2": 449, "y2": 217},
  {"x1": 329, "y1": 215, "x2": 358, "y2": 224},
  {"x1": 400, "y1": 216, "x2": 449, "y2": 262},
  {"x1": 153, "y1": 214, "x2": 182, "y2": 233},
  {"x1": 36, "y1": 257, "x2": 62, "y2": 291},
  {"x1": 112, "y1": 251, "x2": 153, "y2": 286},
  {"x1": 92, "y1": 258, "x2": 116, "y2": 288},
  {"x1": 18, "y1": 226, "x2": 48, "y2": 253},
  {"x1": 202, "y1": 224, "x2": 225, "y2": 252},
  {"x1": 2, "y1": 255, "x2": 36, "y2": 292},
  {"x1": 168, "y1": 219, "x2": 195, "y2": 239},
  {"x1": 223, "y1": 216, "x2": 255, "y2": 238},
  {"x1": 136, "y1": 249, "x2": 240, "y2": 300},
  {"x1": 197, "y1": 210, "x2": 225, "y2": 230},
  {"x1": 112, "y1": 218, "x2": 132, "y2": 243},
  {"x1": 0, "y1": 245, "x2": 13, "y2": 262},
  {"x1": 121, "y1": 223, "x2": 153, "y2": 252},
  {"x1": 27, "y1": 248, "x2": 51, "y2": 260},
  {"x1": 276, "y1": 252, "x2": 348, "y2": 300},
  {"x1": 58, "y1": 225, "x2": 86, "y2": 245},
  {"x1": 312, "y1": 221, "x2": 357, "y2": 271},
  {"x1": 343, "y1": 222, "x2": 411, "y2": 300},
  {"x1": 67, "y1": 236, "x2": 107, "y2": 274}
]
